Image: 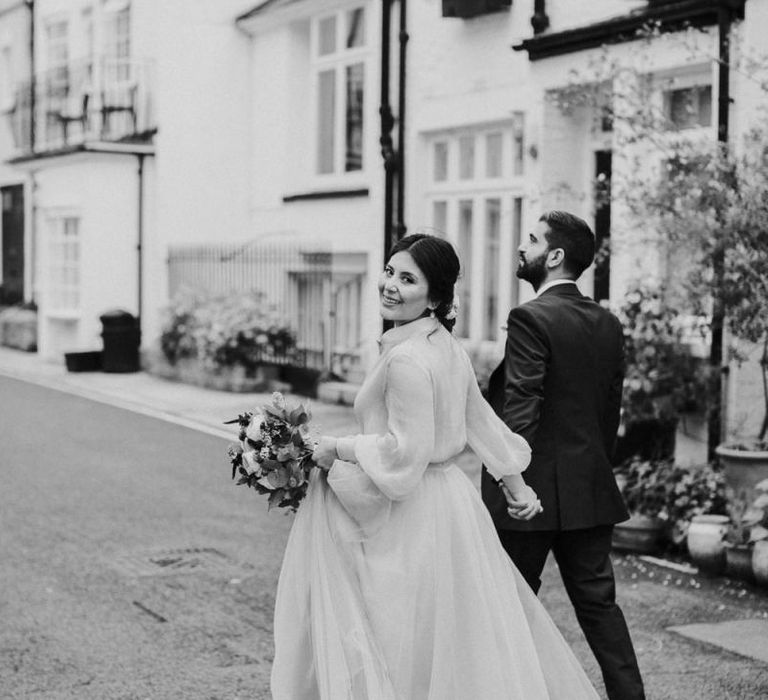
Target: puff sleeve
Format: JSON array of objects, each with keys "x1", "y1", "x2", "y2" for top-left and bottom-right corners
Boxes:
[
  {"x1": 465, "y1": 355, "x2": 531, "y2": 480},
  {"x1": 332, "y1": 352, "x2": 435, "y2": 502}
]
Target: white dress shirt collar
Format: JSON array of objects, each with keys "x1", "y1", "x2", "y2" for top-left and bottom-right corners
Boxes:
[{"x1": 536, "y1": 279, "x2": 577, "y2": 297}]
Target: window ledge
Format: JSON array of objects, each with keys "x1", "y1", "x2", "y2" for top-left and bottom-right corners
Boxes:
[{"x1": 282, "y1": 188, "x2": 369, "y2": 203}]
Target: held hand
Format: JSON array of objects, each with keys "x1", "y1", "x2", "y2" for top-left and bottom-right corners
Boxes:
[
  {"x1": 312, "y1": 436, "x2": 338, "y2": 470},
  {"x1": 500, "y1": 482, "x2": 543, "y2": 521}
]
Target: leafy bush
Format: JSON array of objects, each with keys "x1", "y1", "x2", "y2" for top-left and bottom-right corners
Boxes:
[
  {"x1": 611, "y1": 282, "x2": 708, "y2": 427},
  {"x1": 160, "y1": 289, "x2": 297, "y2": 373},
  {"x1": 616, "y1": 457, "x2": 728, "y2": 546}
]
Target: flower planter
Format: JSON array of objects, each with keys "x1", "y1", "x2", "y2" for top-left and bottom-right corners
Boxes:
[
  {"x1": 752, "y1": 540, "x2": 768, "y2": 588},
  {"x1": 724, "y1": 544, "x2": 755, "y2": 583},
  {"x1": 612, "y1": 514, "x2": 664, "y2": 554},
  {"x1": 64, "y1": 350, "x2": 103, "y2": 372},
  {"x1": 716, "y1": 445, "x2": 768, "y2": 503},
  {"x1": 686, "y1": 514, "x2": 729, "y2": 576},
  {"x1": 147, "y1": 354, "x2": 284, "y2": 393}
]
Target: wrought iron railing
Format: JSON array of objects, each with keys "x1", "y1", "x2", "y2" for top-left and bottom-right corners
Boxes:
[
  {"x1": 6, "y1": 56, "x2": 155, "y2": 154},
  {"x1": 167, "y1": 239, "x2": 367, "y2": 378}
]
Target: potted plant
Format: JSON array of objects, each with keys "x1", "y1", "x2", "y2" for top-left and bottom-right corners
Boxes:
[
  {"x1": 623, "y1": 123, "x2": 768, "y2": 482},
  {"x1": 723, "y1": 479, "x2": 768, "y2": 586},
  {"x1": 154, "y1": 289, "x2": 298, "y2": 392},
  {"x1": 612, "y1": 456, "x2": 675, "y2": 553},
  {"x1": 713, "y1": 211, "x2": 768, "y2": 499},
  {"x1": 610, "y1": 283, "x2": 707, "y2": 465}
]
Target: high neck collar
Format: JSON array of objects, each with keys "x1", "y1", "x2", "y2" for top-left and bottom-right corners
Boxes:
[{"x1": 379, "y1": 316, "x2": 441, "y2": 354}]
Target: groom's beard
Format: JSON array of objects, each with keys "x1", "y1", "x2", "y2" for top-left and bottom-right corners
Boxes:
[{"x1": 516, "y1": 253, "x2": 548, "y2": 291}]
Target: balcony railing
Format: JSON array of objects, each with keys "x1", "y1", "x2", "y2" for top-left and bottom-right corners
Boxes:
[{"x1": 6, "y1": 57, "x2": 155, "y2": 155}]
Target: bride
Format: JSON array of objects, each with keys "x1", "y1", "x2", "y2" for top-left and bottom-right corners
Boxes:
[{"x1": 270, "y1": 233, "x2": 600, "y2": 699}]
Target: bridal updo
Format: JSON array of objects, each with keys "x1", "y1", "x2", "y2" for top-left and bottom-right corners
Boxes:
[{"x1": 387, "y1": 233, "x2": 460, "y2": 333}]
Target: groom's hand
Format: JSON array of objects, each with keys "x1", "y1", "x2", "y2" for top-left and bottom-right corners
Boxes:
[{"x1": 502, "y1": 484, "x2": 543, "y2": 521}]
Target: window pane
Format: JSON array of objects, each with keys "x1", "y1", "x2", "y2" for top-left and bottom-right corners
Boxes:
[
  {"x1": 48, "y1": 217, "x2": 79, "y2": 310},
  {"x1": 459, "y1": 136, "x2": 475, "y2": 180},
  {"x1": 346, "y1": 8, "x2": 365, "y2": 48},
  {"x1": 433, "y1": 141, "x2": 448, "y2": 182},
  {"x1": 697, "y1": 85, "x2": 712, "y2": 127},
  {"x1": 666, "y1": 85, "x2": 712, "y2": 129},
  {"x1": 483, "y1": 199, "x2": 501, "y2": 340},
  {"x1": 318, "y1": 16, "x2": 336, "y2": 56},
  {"x1": 456, "y1": 200, "x2": 473, "y2": 337},
  {"x1": 513, "y1": 114, "x2": 524, "y2": 175},
  {"x1": 511, "y1": 197, "x2": 522, "y2": 307},
  {"x1": 345, "y1": 63, "x2": 364, "y2": 172},
  {"x1": 432, "y1": 201, "x2": 447, "y2": 237},
  {"x1": 317, "y1": 69, "x2": 336, "y2": 174},
  {"x1": 485, "y1": 132, "x2": 502, "y2": 178}
]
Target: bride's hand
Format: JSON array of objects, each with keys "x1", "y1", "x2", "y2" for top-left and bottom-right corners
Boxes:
[
  {"x1": 312, "y1": 436, "x2": 338, "y2": 470},
  {"x1": 501, "y1": 483, "x2": 543, "y2": 521}
]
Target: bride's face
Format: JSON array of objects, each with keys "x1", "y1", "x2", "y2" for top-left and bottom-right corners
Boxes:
[{"x1": 378, "y1": 251, "x2": 433, "y2": 325}]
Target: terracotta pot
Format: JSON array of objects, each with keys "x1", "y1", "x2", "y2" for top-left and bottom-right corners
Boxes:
[
  {"x1": 612, "y1": 514, "x2": 664, "y2": 554},
  {"x1": 725, "y1": 545, "x2": 755, "y2": 583},
  {"x1": 686, "y1": 514, "x2": 729, "y2": 576},
  {"x1": 752, "y1": 540, "x2": 768, "y2": 588}
]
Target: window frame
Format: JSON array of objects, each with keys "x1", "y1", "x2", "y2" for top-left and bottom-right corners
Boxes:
[
  {"x1": 423, "y1": 119, "x2": 526, "y2": 343},
  {"x1": 310, "y1": 5, "x2": 369, "y2": 182},
  {"x1": 45, "y1": 211, "x2": 81, "y2": 314}
]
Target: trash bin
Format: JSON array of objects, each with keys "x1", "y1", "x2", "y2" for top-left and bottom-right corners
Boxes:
[{"x1": 100, "y1": 309, "x2": 141, "y2": 373}]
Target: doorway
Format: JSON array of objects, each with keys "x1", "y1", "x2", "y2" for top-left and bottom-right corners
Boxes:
[{"x1": 1, "y1": 185, "x2": 25, "y2": 305}]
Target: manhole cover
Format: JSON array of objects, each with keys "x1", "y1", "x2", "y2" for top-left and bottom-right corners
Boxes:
[{"x1": 112, "y1": 547, "x2": 238, "y2": 577}]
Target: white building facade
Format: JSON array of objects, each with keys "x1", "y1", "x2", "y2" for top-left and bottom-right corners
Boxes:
[{"x1": 1, "y1": 0, "x2": 766, "y2": 443}]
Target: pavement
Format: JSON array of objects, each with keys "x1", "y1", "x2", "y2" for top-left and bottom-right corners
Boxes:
[
  {"x1": 0, "y1": 346, "x2": 359, "y2": 443},
  {"x1": 1, "y1": 344, "x2": 767, "y2": 689}
]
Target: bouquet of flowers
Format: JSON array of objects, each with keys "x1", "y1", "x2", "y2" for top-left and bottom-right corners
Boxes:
[{"x1": 225, "y1": 392, "x2": 317, "y2": 512}]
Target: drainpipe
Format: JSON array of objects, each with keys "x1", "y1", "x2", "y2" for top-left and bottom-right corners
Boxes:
[
  {"x1": 136, "y1": 153, "x2": 144, "y2": 342},
  {"x1": 531, "y1": 0, "x2": 549, "y2": 34},
  {"x1": 395, "y1": 0, "x2": 407, "y2": 240},
  {"x1": 25, "y1": 0, "x2": 35, "y2": 152},
  {"x1": 380, "y1": 0, "x2": 396, "y2": 264},
  {"x1": 708, "y1": 0, "x2": 733, "y2": 458}
]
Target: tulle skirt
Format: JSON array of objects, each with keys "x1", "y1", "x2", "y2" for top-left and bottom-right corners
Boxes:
[{"x1": 270, "y1": 464, "x2": 600, "y2": 700}]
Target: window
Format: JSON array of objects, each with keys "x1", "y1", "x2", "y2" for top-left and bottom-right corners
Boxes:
[
  {"x1": 510, "y1": 197, "x2": 522, "y2": 308},
  {"x1": 459, "y1": 135, "x2": 475, "y2": 180},
  {"x1": 0, "y1": 46, "x2": 13, "y2": 110},
  {"x1": 48, "y1": 216, "x2": 80, "y2": 311},
  {"x1": 432, "y1": 201, "x2": 447, "y2": 237},
  {"x1": 485, "y1": 132, "x2": 502, "y2": 178},
  {"x1": 456, "y1": 200, "x2": 473, "y2": 338},
  {"x1": 104, "y1": 2, "x2": 131, "y2": 82},
  {"x1": 433, "y1": 141, "x2": 448, "y2": 182},
  {"x1": 426, "y1": 122, "x2": 526, "y2": 342},
  {"x1": 313, "y1": 7, "x2": 366, "y2": 176},
  {"x1": 46, "y1": 19, "x2": 69, "y2": 94},
  {"x1": 664, "y1": 85, "x2": 712, "y2": 130},
  {"x1": 483, "y1": 199, "x2": 501, "y2": 340}
]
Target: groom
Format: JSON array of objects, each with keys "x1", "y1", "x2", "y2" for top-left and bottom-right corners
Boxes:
[{"x1": 482, "y1": 210, "x2": 645, "y2": 700}]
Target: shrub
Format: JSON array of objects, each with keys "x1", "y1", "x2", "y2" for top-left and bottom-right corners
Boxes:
[{"x1": 159, "y1": 289, "x2": 297, "y2": 373}]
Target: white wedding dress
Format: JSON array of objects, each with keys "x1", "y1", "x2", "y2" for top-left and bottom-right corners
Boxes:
[{"x1": 271, "y1": 317, "x2": 599, "y2": 700}]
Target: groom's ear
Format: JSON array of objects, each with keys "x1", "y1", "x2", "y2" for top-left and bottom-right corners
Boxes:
[{"x1": 546, "y1": 247, "x2": 565, "y2": 269}]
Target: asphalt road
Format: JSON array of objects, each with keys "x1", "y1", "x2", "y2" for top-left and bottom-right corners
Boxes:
[
  {"x1": 2, "y1": 375, "x2": 768, "y2": 699},
  {"x1": 0, "y1": 376, "x2": 288, "y2": 699}
]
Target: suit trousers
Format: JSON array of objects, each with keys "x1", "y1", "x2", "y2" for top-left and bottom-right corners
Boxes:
[{"x1": 497, "y1": 525, "x2": 646, "y2": 700}]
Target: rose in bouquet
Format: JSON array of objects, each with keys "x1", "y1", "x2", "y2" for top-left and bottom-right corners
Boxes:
[{"x1": 225, "y1": 392, "x2": 317, "y2": 512}]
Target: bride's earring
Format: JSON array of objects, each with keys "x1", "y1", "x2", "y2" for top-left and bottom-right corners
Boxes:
[{"x1": 429, "y1": 307, "x2": 436, "y2": 318}]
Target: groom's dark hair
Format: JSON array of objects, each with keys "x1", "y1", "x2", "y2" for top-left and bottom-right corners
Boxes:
[{"x1": 539, "y1": 210, "x2": 595, "y2": 279}]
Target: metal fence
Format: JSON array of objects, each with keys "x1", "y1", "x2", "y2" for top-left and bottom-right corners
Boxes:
[{"x1": 167, "y1": 239, "x2": 366, "y2": 377}]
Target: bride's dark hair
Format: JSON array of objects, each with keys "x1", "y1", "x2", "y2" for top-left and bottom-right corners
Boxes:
[{"x1": 387, "y1": 233, "x2": 460, "y2": 333}]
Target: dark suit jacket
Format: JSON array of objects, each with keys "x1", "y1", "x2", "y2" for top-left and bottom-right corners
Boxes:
[{"x1": 481, "y1": 283, "x2": 629, "y2": 531}]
